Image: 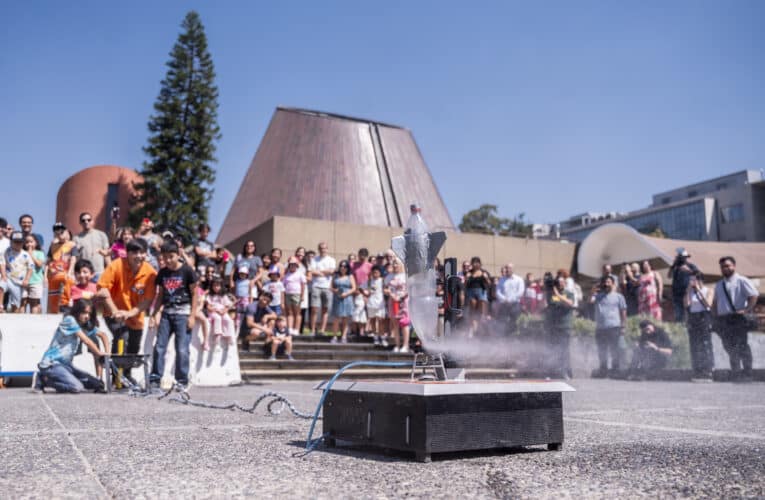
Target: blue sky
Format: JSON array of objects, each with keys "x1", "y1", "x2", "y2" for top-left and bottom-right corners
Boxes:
[{"x1": 1, "y1": 1, "x2": 763, "y2": 240}]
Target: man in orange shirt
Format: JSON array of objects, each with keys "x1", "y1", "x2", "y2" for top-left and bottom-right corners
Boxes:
[{"x1": 96, "y1": 238, "x2": 156, "y2": 381}]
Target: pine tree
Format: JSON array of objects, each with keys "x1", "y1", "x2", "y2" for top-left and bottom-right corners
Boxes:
[{"x1": 130, "y1": 11, "x2": 221, "y2": 243}]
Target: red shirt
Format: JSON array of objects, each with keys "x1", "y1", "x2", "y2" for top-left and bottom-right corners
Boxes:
[{"x1": 352, "y1": 261, "x2": 372, "y2": 287}]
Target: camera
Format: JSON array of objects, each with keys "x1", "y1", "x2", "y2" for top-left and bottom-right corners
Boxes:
[{"x1": 111, "y1": 205, "x2": 120, "y2": 220}]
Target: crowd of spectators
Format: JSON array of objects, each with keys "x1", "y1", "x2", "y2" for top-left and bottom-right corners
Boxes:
[{"x1": 0, "y1": 213, "x2": 761, "y2": 386}]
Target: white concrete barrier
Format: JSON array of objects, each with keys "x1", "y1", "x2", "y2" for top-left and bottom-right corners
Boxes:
[{"x1": 0, "y1": 314, "x2": 241, "y2": 387}]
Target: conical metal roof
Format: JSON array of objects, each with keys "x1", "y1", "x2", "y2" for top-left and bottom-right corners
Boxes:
[{"x1": 217, "y1": 107, "x2": 453, "y2": 245}]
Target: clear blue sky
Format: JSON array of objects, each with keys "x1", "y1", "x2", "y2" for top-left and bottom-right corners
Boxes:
[{"x1": 1, "y1": 1, "x2": 763, "y2": 240}]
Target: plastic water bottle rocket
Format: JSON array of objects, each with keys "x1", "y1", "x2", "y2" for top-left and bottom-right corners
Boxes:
[{"x1": 391, "y1": 204, "x2": 446, "y2": 344}]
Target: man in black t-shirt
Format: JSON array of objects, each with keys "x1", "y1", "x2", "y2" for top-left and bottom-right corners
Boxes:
[
  {"x1": 149, "y1": 241, "x2": 198, "y2": 390},
  {"x1": 628, "y1": 320, "x2": 673, "y2": 380}
]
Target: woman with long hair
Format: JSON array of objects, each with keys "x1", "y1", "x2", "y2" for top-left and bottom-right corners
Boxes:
[
  {"x1": 638, "y1": 260, "x2": 664, "y2": 320},
  {"x1": 464, "y1": 256, "x2": 491, "y2": 335},
  {"x1": 330, "y1": 260, "x2": 357, "y2": 344}
]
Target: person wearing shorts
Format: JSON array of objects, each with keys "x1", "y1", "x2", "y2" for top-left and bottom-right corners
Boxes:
[{"x1": 308, "y1": 242, "x2": 336, "y2": 334}]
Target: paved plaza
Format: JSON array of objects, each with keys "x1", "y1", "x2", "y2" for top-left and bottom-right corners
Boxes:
[{"x1": 1, "y1": 378, "x2": 764, "y2": 498}]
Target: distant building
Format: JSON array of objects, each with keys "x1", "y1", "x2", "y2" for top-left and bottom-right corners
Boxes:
[
  {"x1": 56, "y1": 165, "x2": 141, "y2": 235},
  {"x1": 217, "y1": 107, "x2": 454, "y2": 247},
  {"x1": 559, "y1": 170, "x2": 765, "y2": 242}
]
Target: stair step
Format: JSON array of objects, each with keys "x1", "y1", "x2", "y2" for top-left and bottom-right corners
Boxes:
[
  {"x1": 241, "y1": 341, "x2": 382, "y2": 351},
  {"x1": 242, "y1": 367, "x2": 520, "y2": 380},
  {"x1": 240, "y1": 349, "x2": 413, "y2": 361},
  {"x1": 240, "y1": 359, "x2": 416, "y2": 370}
]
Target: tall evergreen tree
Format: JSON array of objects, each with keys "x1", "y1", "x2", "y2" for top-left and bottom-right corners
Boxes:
[{"x1": 130, "y1": 11, "x2": 221, "y2": 243}]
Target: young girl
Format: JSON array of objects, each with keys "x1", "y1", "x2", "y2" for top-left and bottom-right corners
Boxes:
[
  {"x1": 194, "y1": 283, "x2": 210, "y2": 350},
  {"x1": 330, "y1": 260, "x2": 357, "y2": 344},
  {"x1": 47, "y1": 226, "x2": 77, "y2": 314},
  {"x1": 351, "y1": 285, "x2": 368, "y2": 339},
  {"x1": 110, "y1": 227, "x2": 134, "y2": 260},
  {"x1": 261, "y1": 266, "x2": 285, "y2": 316},
  {"x1": 384, "y1": 259, "x2": 410, "y2": 353},
  {"x1": 364, "y1": 266, "x2": 387, "y2": 346},
  {"x1": 233, "y1": 265, "x2": 253, "y2": 324},
  {"x1": 205, "y1": 278, "x2": 235, "y2": 346},
  {"x1": 22, "y1": 234, "x2": 45, "y2": 314},
  {"x1": 282, "y1": 257, "x2": 306, "y2": 335}
]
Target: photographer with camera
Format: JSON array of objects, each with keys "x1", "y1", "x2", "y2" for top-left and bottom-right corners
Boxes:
[
  {"x1": 590, "y1": 275, "x2": 627, "y2": 378},
  {"x1": 545, "y1": 275, "x2": 575, "y2": 379},
  {"x1": 668, "y1": 248, "x2": 698, "y2": 323},
  {"x1": 627, "y1": 320, "x2": 673, "y2": 381}
]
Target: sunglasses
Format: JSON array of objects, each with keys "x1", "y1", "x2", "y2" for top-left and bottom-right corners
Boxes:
[{"x1": 80, "y1": 218, "x2": 92, "y2": 223}]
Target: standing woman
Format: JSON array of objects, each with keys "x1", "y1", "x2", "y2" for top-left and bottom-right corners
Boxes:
[
  {"x1": 464, "y1": 256, "x2": 491, "y2": 335},
  {"x1": 638, "y1": 260, "x2": 663, "y2": 320},
  {"x1": 47, "y1": 224, "x2": 77, "y2": 314},
  {"x1": 293, "y1": 246, "x2": 309, "y2": 334},
  {"x1": 684, "y1": 272, "x2": 714, "y2": 380},
  {"x1": 231, "y1": 240, "x2": 263, "y2": 291},
  {"x1": 384, "y1": 259, "x2": 410, "y2": 352},
  {"x1": 22, "y1": 235, "x2": 46, "y2": 313},
  {"x1": 330, "y1": 260, "x2": 356, "y2": 344},
  {"x1": 110, "y1": 227, "x2": 134, "y2": 260}
]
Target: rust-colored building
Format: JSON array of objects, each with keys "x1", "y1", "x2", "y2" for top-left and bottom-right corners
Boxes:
[
  {"x1": 56, "y1": 165, "x2": 141, "y2": 234},
  {"x1": 217, "y1": 107, "x2": 454, "y2": 246}
]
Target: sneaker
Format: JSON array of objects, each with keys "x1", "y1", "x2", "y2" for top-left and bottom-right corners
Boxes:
[
  {"x1": 175, "y1": 382, "x2": 189, "y2": 393},
  {"x1": 268, "y1": 355, "x2": 277, "y2": 360},
  {"x1": 287, "y1": 354, "x2": 295, "y2": 361},
  {"x1": 373, "y1": 336, "x2": 381, "y2": 346},
  {"x1": 340, "y1": 337, "x2": 348, "y2": 344},
  {"x1": 330, "y1": 336, "x2": 338, "y2": 344},
  {"x1": 149, "y1": 381, "x2": 161, "y2": 391},
  {"x1": 381, "y1": 338, "x2": 389, "y2": 347},
  {"x1": 94, "y1": 382, "x2": 108, "y2": 394},
  {"x1": 392, "y1": 346, "x2": 400, "y2": 353},
  {"x1": 399, "y1": 346, "x2": 410, "y2": 354},
  {"x1": 691, "y1": 376, "x2": 714, "y2": 383}
]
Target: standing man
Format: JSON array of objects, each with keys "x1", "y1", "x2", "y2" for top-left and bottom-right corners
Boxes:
[
  {"x1": 136, "y1": 218, "x2": 162, "y2": 270},
  {"x1": 668, "y1": 249, "x2": 699, "y2": 323},
  {"x1": 545, "y1": 276, "x2": 575, "y2": 379},
  {"x1": 590, "y1": 275, "x2": 627, "y2": 378},
  {"x1": 712, "y1": 256, "x2": 758, "y2": 382},
  {"x1": 18, "y1": 214, "x2": 45, "y2": 249},
  {"x1": 308, "y1": 242, "x2": 336, "y2": 334},
  {"x1": 351, "y1": 247, "x2": 372, "y2": 287},
  {"x1": 149, "y1": 241, "x2": 198, "y2": 391},
  {"x1": 496, "y1": 263, "x2": 525, "y2": 334},
  {"x1": 193, "y1": 223, "x2": 216, "y2": 276},
  {"x1": 74, "y1": 212, "x2": 111, "y2": 279},
  {"x1": 96, "y1": 239, "x2": 156, "y2": 383}
]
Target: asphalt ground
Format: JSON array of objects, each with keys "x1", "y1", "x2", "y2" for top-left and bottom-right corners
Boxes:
[{"x1": 1, "y1": 378, "x2": 764, "y2": 499}]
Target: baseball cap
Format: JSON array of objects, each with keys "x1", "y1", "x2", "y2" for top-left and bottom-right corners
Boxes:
[
  {"x1": 11, "y1": 231, "x2": 24, "y2": 241},
  {"x1": 161, "y1": 230, "x2": 174, "y2": 239},
  {"x1": 238, "y1": 265, "x2": 249, "y2": 274},
  {"x1": 268, "y1": 264, "x2": 280, "y2": 275}
]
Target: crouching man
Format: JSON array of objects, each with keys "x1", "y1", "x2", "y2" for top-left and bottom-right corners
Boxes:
[
  {"x1": 36, "y1": 299, "x2": 110, "y2": 393},
  {"x1": 628, "y1": 320, "x2": 673, "y2": 380}
]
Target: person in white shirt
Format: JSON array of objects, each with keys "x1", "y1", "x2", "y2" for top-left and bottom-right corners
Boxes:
[
  {"x1": 684, "y1": 271, "x2": 714, "y2": 381},
  {"x1": 712, "y1": 256, "x2": 758, "y2": 381},
  {"x1": 308, "y1": 242, "x2": 336, "y2": 334},
  {"x1": 495, "y1": 263, "x2": 525, "y2": 334}
]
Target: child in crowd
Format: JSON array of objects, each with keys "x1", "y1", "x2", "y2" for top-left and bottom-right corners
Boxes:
[
  {"x1": 233, "y1": 265, "x2": 252, "y2": 324},
  {"x1": 267, "y1": 315, "x2": 294, "y2": 360},
  {"x1": 282, "y1": 257, "x2": 306, "y2": 335},
  {"x1": 261, "y1": 265, "x2": 285, "y2": 315},
  {"x1": 0, "y1": 231, "x2": 35, "y2": 312},
  {"x1": 22, "y1": 234, "x2": 45, "y2": 314},
  {"x1": 205, "y1": 277, "x2": 235, "y2": 346},
  {"x1": 352, "y1": 285, "x2": 367, "y2": 338},
  {"x1": 110, "y1": 227, "x2": 134, "y2": 260},
  {"x1": 194, "y1": 282, "x2": 210, "y2": 350},
  {"x1": 65, "y1": 259, "x2": 98, "y2": 313},
  {"x1": 364, "y1": 266, "x2": 387, "y2": 346}
]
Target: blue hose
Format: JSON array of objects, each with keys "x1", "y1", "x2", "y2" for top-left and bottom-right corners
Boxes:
[{"x1": 304, "y1": 360, "x2": 411, "y2": 451}]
